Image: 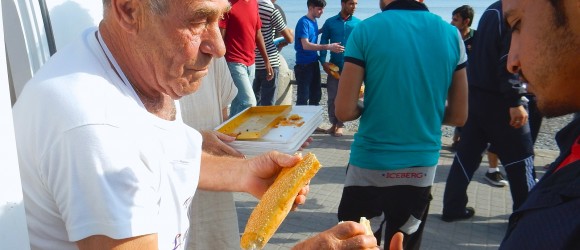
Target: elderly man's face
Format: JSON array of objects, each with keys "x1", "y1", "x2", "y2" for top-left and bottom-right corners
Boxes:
[
  {"x1": 504, "y1": 0, "x2": 580, "y2": 117},
  {"x1": 138, "y1": 0, "x2": 228, "y2": 99}
]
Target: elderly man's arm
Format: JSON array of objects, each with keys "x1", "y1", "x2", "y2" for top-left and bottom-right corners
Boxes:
[
  {"x1": 442, "y1": 67, "x2": 468, "y2": 126},
  {"x1": 77, "y1": 235, "x2": 157, "y2": 250},
  {"x1": 199, "y1": 151, "x2": 307, "y2": 199}
]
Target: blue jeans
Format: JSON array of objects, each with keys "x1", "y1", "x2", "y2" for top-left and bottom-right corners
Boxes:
[
  {"x1": 253, "y1": 68, "x2": 279, "y2": 106},
  {"x1": 227, "y1": 62, "x2": 256, "y2": 116},
  {"x1": 294, "y1": 61, "x2": 321, "y2": 105}
]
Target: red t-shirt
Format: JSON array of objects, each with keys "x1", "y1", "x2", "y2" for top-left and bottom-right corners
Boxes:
[
  {"x1": 555, "y1": 136, "x2": 580, "y2": 172},
  {"x1": 219, "y1": 0, "x2": 262, "y2": 66}
]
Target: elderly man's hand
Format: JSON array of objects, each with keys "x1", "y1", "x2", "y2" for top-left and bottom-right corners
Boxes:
[
  {"x1": 235, "y1": 149, "x2": 314, "y2": 211},
  {"x1": 200, "y1": 130, "x2": 244, "y2": 158},
  {"x1": 242, "y1": 151, "x2": 306, "y2": 203},
  {"x1": 292, "y1": 221, "x2": 379, "y2": 250}
]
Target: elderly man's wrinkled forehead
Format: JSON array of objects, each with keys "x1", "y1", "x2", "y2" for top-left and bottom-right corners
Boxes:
[
  {"x1": 103, "y1": 0, "x2": 168, "y2": 15},
  {"x1": 103, "y1": 0, "x2": 232, "y2": 17}
]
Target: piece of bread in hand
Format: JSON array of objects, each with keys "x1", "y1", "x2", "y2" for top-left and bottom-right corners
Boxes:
[
  {"x1": 359, "y1": 217, "x2": 373, "y2": 236},
  {"x1": 328, "y1": 63, "x2": 339, "y2": 72},
  {"x1": 240, "y1": 153, "x2": 321, "y2": 250},
  {"x1": 328, "y1": 63, "x2": 340, "y2": 79}
]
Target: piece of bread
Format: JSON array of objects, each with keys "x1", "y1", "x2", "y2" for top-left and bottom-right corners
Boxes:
[
  {"x1": 328, "y1": 63, "x2": 339, "y2": 72},
  {"x1": 359, "y1": 217, "x2": 373, "y2": 235},
  {"x1": 328, "y1": 63, "x2": 340, "y2": 79},
  {"x1": 359, "y1": 85, "x2": 365, "y2": 99},
  {"x1": 330, "y1": 70, "x2": 340, "y2": 79},
  {"x1": 240, "y1": 153, "x2": 321, "y2": 250}
]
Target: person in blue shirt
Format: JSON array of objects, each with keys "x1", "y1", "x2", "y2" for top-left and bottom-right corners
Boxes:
[
  {"x1": 319, "y1": 0, "x2": 361, "y2": 137},
  {"x1": 294, "y1": 0, "x2": 343, "y2": 106}
]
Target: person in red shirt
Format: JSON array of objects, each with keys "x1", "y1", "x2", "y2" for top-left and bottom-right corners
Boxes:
[{"x1": 220, "y1": 0, "x2": 274, "y2": 116}]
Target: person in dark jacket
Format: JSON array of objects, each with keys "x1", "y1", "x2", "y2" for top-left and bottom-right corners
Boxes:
[
  {"x1": 498, "y1": 0, "x2": 580, "y2": 248},
  {"x1": 441, "y1": 0, "x2": 537, "y2": 222},
  {"x1": 389, "y1": 0, "x2": 579, "y2": 248},
  {"x1": 450, "y1": 4, "x2": 476, "y2": 150}
]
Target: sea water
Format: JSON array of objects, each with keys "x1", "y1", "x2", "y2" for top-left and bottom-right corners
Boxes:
[{"x1": 275, "y1": 0, "x2": 497, "y2": 68}]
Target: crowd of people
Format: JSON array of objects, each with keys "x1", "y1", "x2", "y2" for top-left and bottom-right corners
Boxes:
[{"x1": 10, "y1": 0, "x2": 579, "y2": 249}]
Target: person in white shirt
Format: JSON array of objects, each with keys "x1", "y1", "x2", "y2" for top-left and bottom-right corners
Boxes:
[
  {"x1": 180, "y1": 57, "x2": 243, "y2": 249},
  {"x1": 12, "y1": 0, "x2": 379, "y2": 249}
]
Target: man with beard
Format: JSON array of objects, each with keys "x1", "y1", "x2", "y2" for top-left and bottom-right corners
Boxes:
[{"x1": 498, "y1": 0, "x2": 580, "y2": 248}]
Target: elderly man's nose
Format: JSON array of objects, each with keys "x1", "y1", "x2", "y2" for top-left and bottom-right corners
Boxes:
[{"x1": 202, "y1": 25, "x2": 226, "y2": 57}]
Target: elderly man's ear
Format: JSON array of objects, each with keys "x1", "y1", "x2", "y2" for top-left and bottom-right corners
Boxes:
[{"x1": 109, "y1": 0, "x2": 143, "y2": 34}]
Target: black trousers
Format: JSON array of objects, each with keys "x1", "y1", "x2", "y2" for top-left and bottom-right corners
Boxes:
[
  {"x1": 338, "y1": 185, "x2": 432, "y2": 250},
  {"x1": 443, "y1": 88, "x2": 536, "y2": 216}
]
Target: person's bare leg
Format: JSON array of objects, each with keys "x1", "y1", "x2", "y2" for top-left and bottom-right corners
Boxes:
[
  {"x1": 333, "y1": 126, "x2": 344, "y2": 137},
  {"x1": 326, "y1": 124, "x2": 336, "y2": 135},
  {"x1": 488, "y1": 151, "x2": 499, "y2": 168},
  {"x1": 484, "y1": 151, "x2": 508, "y2": 187}
]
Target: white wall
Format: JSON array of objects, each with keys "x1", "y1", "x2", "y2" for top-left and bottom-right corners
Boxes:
[
  {"x1": 1, "y1": 1, "x2": 102, "y2": 247},
  {"x1": 3, "y1": 0, "x2": 50, "y2": 100},
  {"x1": 45, "y1": 0, "x2": 102, "y2": 50},
  {"x1": 0, "y1": 1, "x2": 31, "y2": 248},
  {"x1": 5, "y1": 0, "x2": 103, "y2": 102}
]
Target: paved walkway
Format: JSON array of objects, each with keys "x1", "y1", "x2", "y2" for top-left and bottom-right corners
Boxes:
[{"x1": 234, "y1": 132, "x2": 559, "y2": 250}]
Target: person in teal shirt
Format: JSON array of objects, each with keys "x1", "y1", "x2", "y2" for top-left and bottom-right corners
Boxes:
[
  {"x1": 319, "y1": 0, "x2": 361, "y2": 136},
  {"x1": 334, "y1": 0, "x2": 468, "y2": 248}
]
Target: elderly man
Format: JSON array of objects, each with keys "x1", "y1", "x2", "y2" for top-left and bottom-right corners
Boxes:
[{"x1": 12, "y1": 0, "x2": 378, "y2": 249}]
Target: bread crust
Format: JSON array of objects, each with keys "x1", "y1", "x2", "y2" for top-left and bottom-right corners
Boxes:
[
  {"x1": 330, "y1": 70, "x2": 340, "y2": 80},
  {"x1": 240, "y1": 153, "x2": 321, "y2": 249},
  {"x1": 328, "y1": 63, "x2": 340, "y2": 79},
  {"x1": 328, "y1": 63, "x2": 339, "y2": 72}
]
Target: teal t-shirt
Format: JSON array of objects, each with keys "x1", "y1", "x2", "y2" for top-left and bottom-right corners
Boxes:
[
  {"x1": 345, "y1": 8, "x2": 466, "y2": 170},
  {"x1": 319, "y1": 13, "x2": 362, "y2": 70}
]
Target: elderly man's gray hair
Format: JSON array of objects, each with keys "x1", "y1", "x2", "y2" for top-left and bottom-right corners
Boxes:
[{"x1": 102, "y1": 0, "x2": 168, "y2": 15}]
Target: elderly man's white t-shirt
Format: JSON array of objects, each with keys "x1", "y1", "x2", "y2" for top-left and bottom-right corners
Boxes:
[{"x1": 13, "y1": 27, "x2": 201, "y2": 250}]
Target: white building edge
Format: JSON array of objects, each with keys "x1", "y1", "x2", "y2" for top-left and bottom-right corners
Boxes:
[{"x1": 1, "y1": 1, "x2": 103, "y2": 247}]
